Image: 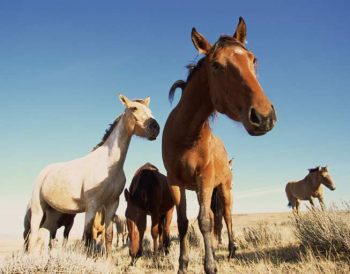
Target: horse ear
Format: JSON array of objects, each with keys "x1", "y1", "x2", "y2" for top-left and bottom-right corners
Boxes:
[
  {"x1": 142, "y1": 97, "x2": 150, "y2": 107},
  {"x1": 191, "y1": 28, "x2": 212, "y2": 55},
  {"x1": 124, "y1": 189, "x2": 130, "y2": 201},
  {"x1": 228, "y1": 158, "x2": 234, "y2": 167},
  {"x1": 233, "y1": 17, "x2": 247, "y2": 44},
  {"x1": 119, "y1": 94, "x2": 132, "y2": 107}
]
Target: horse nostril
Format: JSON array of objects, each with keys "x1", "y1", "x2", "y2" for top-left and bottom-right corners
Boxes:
[{"x1": 249, "y1": 107, "x2": 262, "y2": 126}]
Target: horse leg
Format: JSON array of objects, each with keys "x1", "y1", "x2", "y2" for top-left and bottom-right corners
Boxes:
[
  {"x1": 309, "y1": 197, "x2": 315, "y2": 210},
  {"x1": 105, "y1": 199, "x2": 120, "y2": 257},
  {"x1": 209, "y1": 209, "x2": 217, "y2": 253},
  {"x1": 49, "y1": 227, "x2": 58, "y2": 249},
  {"x1": 83, "y1": 208, "x2": 97, "y2": 252},
  {"x1": 197, "y1": 182, "x2": 217, "y2": 274},
  {"x1": 158, "y1": 216, "x2": 164, "y2": 252},
  {"x1": 318, "y1": 196, "x2": 325, "y2": 210},
  {"x1": 38, "y1": 209, "x2": 61, "y2": 251},
  {"x1": 163, "y1": 206, "x2": 174, "y2": 254},
  {"x1": 62, "y1": 218, "x2": 74, "y2": 247},
  {"x1": 295, "y1": 200, "x2": 300, "y2": 214},
  {"x1": 23, "y1": 208, "x2": 31, "y2": 252},
  {"x1": 169, "y1": 184, "x2": 189, "y2": 274},
  {"x1": 138, "y1": 214, "x2": 146, "y2": 258},
  {"x1": 28, "y1": 199, "x2": 46, "y2": 253},
  {"x1": 220, "y1": 182, "x2": 236, "y2": 259},
  {"x1": 151, "y1": 213, "x2": 160, "y2": 255}
]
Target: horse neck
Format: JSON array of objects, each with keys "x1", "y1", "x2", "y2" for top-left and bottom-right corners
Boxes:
[
  {"x1": 175, "y1": 64, "x2": 214, "y2": 142},
  {"x1": 103, "y1": 114, "x2": 132, "y2": 167},
  {"x1": 307, "y1": 173, "x2": 321, "y2": 190}
]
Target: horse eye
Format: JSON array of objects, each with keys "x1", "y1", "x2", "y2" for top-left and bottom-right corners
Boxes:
[
  {"x1": 130, "y1": 107, "x2": 137, "y2": 112},
  {"x1": 211, "y1": 61, "x2": 224, "y2": 73}
]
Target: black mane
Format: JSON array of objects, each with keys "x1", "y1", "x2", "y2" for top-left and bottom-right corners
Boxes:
[{"x1": 92, "y1": 115, "x2": 122, "y2": 151}]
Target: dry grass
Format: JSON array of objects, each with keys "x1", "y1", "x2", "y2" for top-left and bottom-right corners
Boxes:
[
  {"x1": 292, "y1": 204, "x2": 350, "y2": 257},
  {"x1": 1, "y1": 208, "x2": 349, "y2": 273}
]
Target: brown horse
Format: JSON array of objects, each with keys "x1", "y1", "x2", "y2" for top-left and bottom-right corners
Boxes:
[
  {"x1": 23, "y1": 205, "x2": 75, "y2": 251},
  {"x1": 113, "y1": 214, "x2": 128, "y2": 246},
  {"x1": 211, "y1": 159, "x2": 233, "y2": 246},
  {"x1": 124, "y1": 163, "x2": 174, "y2": 264},
  {"x1": 285, "y1": 166, "x2": 336, "y2": 213},
  {"x1": 162, "y1": 17, "x2": 276, "y2": 274}
]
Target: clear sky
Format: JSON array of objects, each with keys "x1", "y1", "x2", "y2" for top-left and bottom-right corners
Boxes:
[{"x1": 0, "y1": 1, "x2": 349, "y2": 236}]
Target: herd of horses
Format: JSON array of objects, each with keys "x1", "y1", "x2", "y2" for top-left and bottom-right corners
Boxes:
[{"x1": 22, "y1": 17, "x2": 336, "y2": 274}]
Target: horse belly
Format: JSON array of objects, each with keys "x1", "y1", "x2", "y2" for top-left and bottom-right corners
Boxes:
[{"x1": 41, "y1": 172, "x2": 85, "y2": 213}]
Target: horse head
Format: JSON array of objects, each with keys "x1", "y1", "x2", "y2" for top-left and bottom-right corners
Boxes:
[
  {"x1": 119, "y1": 94, "x2": 160, "y2": 140},
  {"x1": 191, "y1": 17, "x2": 276, "y2": 136}
]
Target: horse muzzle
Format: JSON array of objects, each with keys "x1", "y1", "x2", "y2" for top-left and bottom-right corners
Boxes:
[
  {"x1": 246, "y1": 105, "x2": 277, "y2": 136},
  {"x1": 146, "y1": 118, "x2": 160, "y2": 140}
]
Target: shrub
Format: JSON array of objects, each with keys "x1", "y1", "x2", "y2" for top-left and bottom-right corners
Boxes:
[
  {"x1": 241, "y1": 222, "x2": 282, "y2": 248},
  {"x1": 292, "y1": 206, "x2": 350, "y2": 257}
]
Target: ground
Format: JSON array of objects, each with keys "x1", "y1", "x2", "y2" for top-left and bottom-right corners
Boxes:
[{"x1": 1, "y1": 211, "x2": 349, "y2": 273}]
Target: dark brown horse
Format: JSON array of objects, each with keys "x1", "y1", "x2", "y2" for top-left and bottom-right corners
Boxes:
[
  {"x1": 162, "y1": 17, "x2": 276, "y2": 274},
  {"x1": 23, "y1": 205, "x2": 75, "y2": 251},
  {"x1": 124, "y1": 163, "x2": 174, "y2": 264}
]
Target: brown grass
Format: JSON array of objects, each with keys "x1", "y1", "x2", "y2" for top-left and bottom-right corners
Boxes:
[
  {"x1": 292, "y1": 204, "x2": 350, "y2": 257},
  {"x1": 1, "y1": 208, "x2": 349, "y2": 273}
]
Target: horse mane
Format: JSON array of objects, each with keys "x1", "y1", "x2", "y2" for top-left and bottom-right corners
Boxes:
[
  {"x1": 92, "y1": 115, "x2": 122, "y2": 151},
  {"x1": 308, "y1": 166, "x2": 320, "y2": 173},
  {"x1": 168, "y1": 57, "x2": 206, "y2": 105}
]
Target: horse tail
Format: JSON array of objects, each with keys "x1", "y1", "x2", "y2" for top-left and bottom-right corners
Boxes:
[
  {"x1": 169, "y1": 80, "x2": 186, "y2": 105},
  {"x1": 287, "y1": 202, "x2": 292, "y2": 208}
]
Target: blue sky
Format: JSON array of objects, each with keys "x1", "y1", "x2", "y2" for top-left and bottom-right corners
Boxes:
[{"x1": 0, "y1": 1, "x2": 349, "y2": 235}]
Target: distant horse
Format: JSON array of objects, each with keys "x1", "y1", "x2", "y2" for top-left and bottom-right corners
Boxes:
[
  {"x1": 23, "y1": 204, "x2": 75, "y2": 250},
  {"x1": 124, "y1": 163, "x2": 174, "y2": 264},
  {"x1": 162, "y1": 17, "x2": 276, "y2": 274},
  {"x1": 113, "y1": 214, "x2": 128, "y2": 247},
  {"x1": 28, "y1": 94, "x2": 159, "y2": 256},
  {"x1": 285, "y1": 166, "x2": 336, "y2": 213},
  {"x1": 211, "y1": 159, "x2": 233, "y2": 246},
  {"x1": 91, "y1": 206, "x2": 106, "y2": 254}
]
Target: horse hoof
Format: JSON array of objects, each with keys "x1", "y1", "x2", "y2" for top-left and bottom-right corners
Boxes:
[
  {"x1": 228, "y1": 242, "x2": 237, "y2": 258},
  {"x1": 204, "y1": 263, "x2": 217, "y2": 274}
]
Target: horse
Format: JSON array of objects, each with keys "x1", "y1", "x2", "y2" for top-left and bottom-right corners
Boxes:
[
  {"x1": 211, "y1": 159, "x2": 233, "y2": 246},
  {"x1": 124, "y1": 163, "x2": 174, "y2": 264},
  {"x1": 162, "y1": 17, "x2": 276, "y2": 274},
  {"x1": 23, "y1": 204, "x2": 75, "y2": 250},
  {"x1": 91, "y1": 206, "x2": 106, "y2": 254},
  {"x1": 113, "y1": 214, "x2": 128, "y2": 247},
  {"x1": 28, "y1": 94, "x2": 160, "y2": 256},
  {"x1": 285, "y1": 166, "x2": 336, "y2": 213}
]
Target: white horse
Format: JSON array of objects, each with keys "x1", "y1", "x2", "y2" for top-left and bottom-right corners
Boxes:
[{"x1": 28, "y1": 94, "x2": 160, "y2": 254}]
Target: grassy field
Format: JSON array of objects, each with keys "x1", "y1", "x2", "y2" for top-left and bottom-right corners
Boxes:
[{"x1": 1, "y1": 209, "x2": 349, "y2": 273}]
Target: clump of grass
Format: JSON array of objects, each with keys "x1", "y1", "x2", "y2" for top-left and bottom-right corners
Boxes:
[
  {"x1": 240, "y1": 222, "x2": 282, "y2": 248},
  {"x1": 292, "y1": 206, "x2": 350, "y2": 257},
  {"x1": 0, "y1": 241, "x2": 114, "y2": 274}
]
